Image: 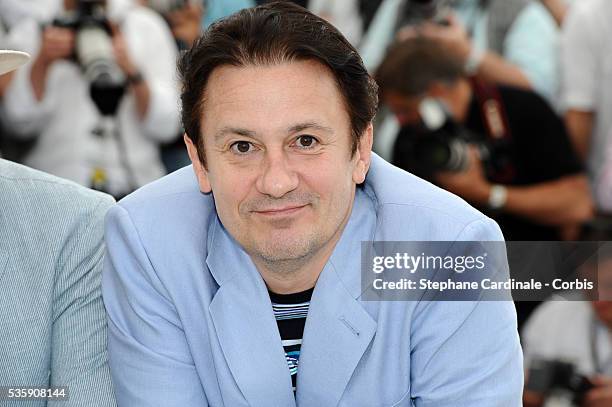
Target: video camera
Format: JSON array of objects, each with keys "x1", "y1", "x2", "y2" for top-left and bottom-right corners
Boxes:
[
  {"x1": 526, "y1": 359, "x2": 595, "y2": 406},
  {"x1": 392, "y1": 99, "x2": 513, "y2": 180},
  {"x1": 52, "y1": 0, "x2": 125, "y2": 116}
]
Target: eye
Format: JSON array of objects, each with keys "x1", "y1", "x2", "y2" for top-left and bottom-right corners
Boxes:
[
  {"x1": 230, "y1": 141, "x2": 255, "y2": 154},
  {"x1": 295, "y1": 135, "x2": 318, "y2": 149}
]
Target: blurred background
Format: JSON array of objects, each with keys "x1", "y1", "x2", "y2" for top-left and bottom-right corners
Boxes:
[{"x1": 1, "y1": 0, "x2": 612, "y2": 405}]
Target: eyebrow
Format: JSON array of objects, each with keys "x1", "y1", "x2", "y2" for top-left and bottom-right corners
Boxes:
[
  {"x1": 214, "y1": 127, "x2": 257, "y2": 143},
  {"x1": 287, "y1": 122, "x2": 335, "y2": 135},
  {"x1": 213, "y1": 122, "x2": 335, "y2": 143}
]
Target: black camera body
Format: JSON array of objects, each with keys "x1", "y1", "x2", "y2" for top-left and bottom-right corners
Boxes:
[
  {"x1": 393, "y1": 114, "x2": 513, "y2": 182},
  {"x1": 53, "y1": 0, "x2": 110, "y2": 32},
  {"x1": 527, "y1": 359, "x2": 594, "y2": 406},
  {"x1": 52, "y1": 0, "x2": 126, "y2": 116},
  {"x1": 148, "y1": 0, "x2": 191, "y2": 16}
]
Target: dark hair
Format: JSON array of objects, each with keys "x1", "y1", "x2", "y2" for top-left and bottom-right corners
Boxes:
[
  {"x1": 178, "y1": 1, "x2": 378, "y2": 166},
  {"x1": 376, "y1": 37, "x2": 464, "y2": 99}
]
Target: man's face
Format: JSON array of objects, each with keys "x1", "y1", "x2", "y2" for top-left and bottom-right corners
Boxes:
[
  {"x1": 383, "y1": 91, "x2": 423, "y2": 126},
  {"x1": 186, "y1": 60, "x2": 372, "y2": 267},
  {"x1": 384, "y1": 79, "x2": 471, "y2": 126}
]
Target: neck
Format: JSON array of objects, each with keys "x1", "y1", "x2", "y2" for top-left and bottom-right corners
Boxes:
[{"x1": 253, "y1": 249, "x2": 330, "y2": 294}]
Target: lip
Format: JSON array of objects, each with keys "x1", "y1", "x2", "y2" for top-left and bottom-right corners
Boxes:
[{"x1": 253, "y1": 204, "x2": 308, "y2": 216}]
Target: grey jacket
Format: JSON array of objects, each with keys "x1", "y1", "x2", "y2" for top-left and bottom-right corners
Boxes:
[{"x1": 0, "y1": 159, "x2": 116, "y2": 406}]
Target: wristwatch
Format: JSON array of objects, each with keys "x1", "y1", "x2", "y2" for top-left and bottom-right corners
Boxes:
[{"x1": 487, "y1": 184, "x2": 507, "y2": 210}]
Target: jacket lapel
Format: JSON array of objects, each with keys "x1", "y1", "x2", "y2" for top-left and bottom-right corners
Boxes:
[
  {"x1": 296, "y1": 262, "x2": 377, "y2": 406},
  {"x1": 296, "y1": 188, "x2": 379, "y2": 406},
  {"x1": 206, "y1": 216, "x2": 296, "y2": 407}
]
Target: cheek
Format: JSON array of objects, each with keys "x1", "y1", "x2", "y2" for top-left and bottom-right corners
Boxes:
[
  {"x1": 209, "y1": 169, "x2": 255, "y2": 219},
  {"x1": 303, "y1": 162, "x2": 354, "y2": 206}
]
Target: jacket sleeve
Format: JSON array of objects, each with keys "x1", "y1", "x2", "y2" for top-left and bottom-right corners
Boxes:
[
  {"x1": 409, "y1": 218, "x2": 524, "y2": 406},
  {"x1": 102, "y1": 204, "x2": 209, "y2": 406},
  {"x1": 49, "y1": 193, "x2": 117, "y2": 407}
]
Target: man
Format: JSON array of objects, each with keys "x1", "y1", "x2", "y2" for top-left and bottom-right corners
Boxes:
[
  {"x1": 522, "y1": 226, "x2": 612, "y2": 407},
  {"x1": 377, "y1": 37, "x2": 593, "y2": 328},
  {"x1": 0, "y1": 0, "x2": 179, "y2": 199},
  {"x1": 103, "y1": 3, "x2": 523, "y2": 406},
  {"x1": 376, "y1": 37, "x2": 593, "y2": 242},
  {"x1": 0, "y1": 51, "x2": 116, "y2": 406},
  {"x1": 561, "y1": 0, "x2": 612, "y2": 213}
]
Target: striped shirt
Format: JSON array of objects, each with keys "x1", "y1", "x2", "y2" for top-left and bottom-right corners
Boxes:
[{"x1": 269, "y1": 287, "x2": 314, "y2": 394}]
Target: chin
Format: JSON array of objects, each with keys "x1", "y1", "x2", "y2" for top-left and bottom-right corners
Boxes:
[{"x1": 251, "y1": 233, "x2": 320, "y2": 264}]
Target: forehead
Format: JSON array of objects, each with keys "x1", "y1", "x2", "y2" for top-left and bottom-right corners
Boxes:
[{"x1": 200, "y1": 60, "x2": 350, "y2": 138}]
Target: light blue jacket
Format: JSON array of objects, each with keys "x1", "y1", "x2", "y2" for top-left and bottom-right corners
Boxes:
[{"x1": 103, "y1": 154, "x2": 523, "y2": 406}]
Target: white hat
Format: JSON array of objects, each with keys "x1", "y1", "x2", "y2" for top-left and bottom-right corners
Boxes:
[{"x1": 0, "y1": 50, "x2": 30, "y2": 75}]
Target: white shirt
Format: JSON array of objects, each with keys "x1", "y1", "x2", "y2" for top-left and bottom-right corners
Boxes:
[
  {"x1": 1, "y1": 2, "x2": 179, "y2": 196},
  {"x1": 561, "y1": 0, "x2": 612, "y2": 211},
  {"x1": 0, "y1": 0, "x2": 61, "y2": 28},
  {"x1": 522, "y1": 297, "x2": 612, "y2": 377}
]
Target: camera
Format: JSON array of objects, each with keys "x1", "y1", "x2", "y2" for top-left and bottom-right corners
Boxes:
[
  {"x1": 147, "y1": 0, "x2": 192, "y2": 16},
  {"x1": 53, "y1": 0, "x2": 125, "y2": 115},
  {"x1": 398, "y1": 0, "x2": 453, "y2": 26},
  {"x1": 392, "y1": 99, "x2": 513, "y2": 180},
  {"x1": 526, "y1": 359, "x2": 594, "y2": 406}
]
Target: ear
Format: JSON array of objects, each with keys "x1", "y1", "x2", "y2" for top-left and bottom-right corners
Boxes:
[
  {"x1": 184, "y1": 134, "x2": 212, "y2": 193},
  {"x1": 352, "y1": 123, "x2": 373, "y2": 184}
]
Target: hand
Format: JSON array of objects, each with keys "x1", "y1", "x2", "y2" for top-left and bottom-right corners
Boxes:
[
  {"x1": 167, "y1": 3, "x2": 203, "y2": 47},
  {"x1": 582, "y1": 376, "x2": 612, "y2": 407},
  {"x1": 397, "y1": 14, "x2": 472, "y2": 64},
  {"x1": 112, "y1": 29, "x2": 138, "y2": 77},
  {"x1": 434, "y1": 146, "x2": 491, "y2": 205},
  {"x1": 38, "y1": 26, "x2": 75, "y2": 66}
]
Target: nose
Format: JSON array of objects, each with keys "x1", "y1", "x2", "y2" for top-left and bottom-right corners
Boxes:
[{"x1": 255, "y1": 150, "x2": 299, "y2": 198}]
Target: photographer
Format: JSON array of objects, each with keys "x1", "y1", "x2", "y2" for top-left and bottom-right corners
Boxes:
[
  {"x1": 0, "y1": 0, "x2": 179, "y2": 198},
  {"x1": 522, "y1": 225, "x2": 612, "y2": 407},
  {"x1": 377, "y1": 37, "x2": 593, "y2": 243},
  {"x1": 377, "y1": 37, "x2": 593, "y2": 328}
]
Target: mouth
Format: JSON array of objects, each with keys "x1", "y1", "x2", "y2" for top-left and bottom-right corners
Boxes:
[{"x1": 253, "y1": 204, "x2": 308, "y2": 216}]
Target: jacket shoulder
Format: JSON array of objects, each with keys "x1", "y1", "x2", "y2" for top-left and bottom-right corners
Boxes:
[
  {"x1": 365, "y1": 155, "x2": 502, "y2": 241},
  {"x1": 111, "y1": 165, "x2": 215, "y2": 245},
  {"x1": 0, "y1": 159, "x2": 114, "y2": 221}
]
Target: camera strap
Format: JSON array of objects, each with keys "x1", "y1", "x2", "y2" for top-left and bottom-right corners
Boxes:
[
  {"x1": 470, "y1": 77, "x2": 516, "y2": 183},
  {"x1": 470, "y1": 77, "x2": 511, "y2": 141}
]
